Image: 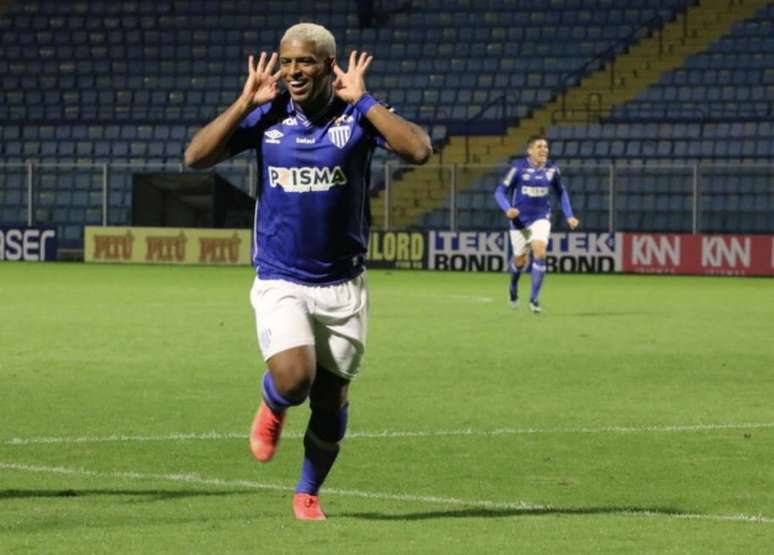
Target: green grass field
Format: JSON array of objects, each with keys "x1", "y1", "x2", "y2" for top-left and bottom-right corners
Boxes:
[{"x1": 1, "y1": 262, "x2": 773, "y2": 554}]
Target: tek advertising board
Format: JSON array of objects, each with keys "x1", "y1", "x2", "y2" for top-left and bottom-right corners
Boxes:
[
  {"x1": 426, "y1": 231, "x2": 621, "y2": 273},
  {"x1": 84, "y1": 226, "x2": 252, "y2": 265},
  {"x1": 545, "y1": 232, "x2": 621, "y2": 273},
  {"x1": 0, "y1": 226, "x2": 57, "y2": 261},
  {"x1": 428, "y1": 231, "x2": 510, "y2": 272}
]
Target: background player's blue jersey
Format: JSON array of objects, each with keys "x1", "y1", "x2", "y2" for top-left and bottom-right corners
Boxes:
[
  {"x1": 494, "y1": 157, "x2": 575, "y2": 229},
  {"x1": 228, "y1": 92, "x2": 387, "y2": 285}
]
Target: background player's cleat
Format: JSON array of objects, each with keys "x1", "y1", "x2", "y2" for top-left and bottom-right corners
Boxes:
[
  {"x1": 529, "y1": 300, "x2": 542, "y2": 313},
  {"x1": 509, "y1": 290, "x2": 519, "y2": 308},
  {"x1": 293, "y1": 493, "x2": 327, "y2": 520},
  {"x1": 250, "y1": 401, "x2": 285, "y2": 462}
]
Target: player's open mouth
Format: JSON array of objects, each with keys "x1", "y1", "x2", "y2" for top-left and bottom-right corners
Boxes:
[{"x1": 288, "y1": 80, "x2": 310, "y2": 95}]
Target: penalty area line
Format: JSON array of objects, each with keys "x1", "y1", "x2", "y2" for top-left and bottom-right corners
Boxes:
[
  {"x1": 1, "y1": 461, "x2": 772, "y2": 525},
  {"x1": 3, "y1": 421, "x2": 774, "y2": 446}
]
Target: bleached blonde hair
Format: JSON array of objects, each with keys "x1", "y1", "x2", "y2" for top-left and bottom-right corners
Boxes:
[{"x1": 281, "y1": 23, "x2": 336, "y2": 59}]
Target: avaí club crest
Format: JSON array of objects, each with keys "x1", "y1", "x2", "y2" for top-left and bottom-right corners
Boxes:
[{"x1": 328, "y1": 125, "x2": 351, "y2": 149}]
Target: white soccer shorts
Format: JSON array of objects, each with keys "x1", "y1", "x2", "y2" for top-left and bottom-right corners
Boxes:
[
  {"x1": 249, "y1": 272, "x2": 368, "y2": 380},
  {"x1": 509, "y1": 218, "x2": 551, "y2": 257}
]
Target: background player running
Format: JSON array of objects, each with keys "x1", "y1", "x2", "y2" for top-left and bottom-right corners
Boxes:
[{"x1": 494, "y1": 135, "x2": 579, "y2": 313}]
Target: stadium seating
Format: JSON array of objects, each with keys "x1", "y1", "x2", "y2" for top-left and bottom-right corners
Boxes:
[
  {"x1": 529, "y1": 3, "x2": 774, "y2": 232},
  {"x1": 1, "y1": 0, "x2": 771, "y2": 242},
  {"x1": 1, "y1": 0, "x2": 694, "y2": 131},
  {"x1": 415, "y1": 3, "x2": 774, "y2": 233},
  {"x1": 545, "y1": 5, "x2": 774, "y2": 165}
]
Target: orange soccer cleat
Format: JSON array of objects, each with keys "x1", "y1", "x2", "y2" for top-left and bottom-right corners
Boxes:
[
  {"x1": 249, "y1": 401, "x2": 286, "y2": 462},
  {"x1": 292, "y1": 493, "x2": 327, "y2": 521}
]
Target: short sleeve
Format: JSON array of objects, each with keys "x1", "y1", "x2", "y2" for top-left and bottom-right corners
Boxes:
[
  {"x1": 227, "y1": 104, "x2": 270, "y2": 156},
  {"x1": 361, "y1": 100, "x2": 396, "y2": 149}
]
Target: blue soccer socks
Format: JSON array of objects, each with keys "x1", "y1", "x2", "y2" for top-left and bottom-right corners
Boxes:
[
  {"x1": 262, "y1": 371, "x2": 294, "y2": 414},
  {"x1": 509, "y1": 261, "x2": 521, "y2": 303},
  {"x1": 295, "y1": 403, "x2": 349, "y2": 495},
  {"x1": 530, "y1": 259, "x2": 546, "y2": 303}
]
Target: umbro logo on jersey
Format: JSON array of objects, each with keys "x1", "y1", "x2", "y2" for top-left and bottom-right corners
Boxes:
[
  {"x1": 328, "y1": 125, "x2": 351, "y2": 149},
  {"x1": 264, "y1": 129, "x2": 284, "y2": 144},
  {"x1": 332, "y1": 114, "x2": 355, "y2": 125},
  {"x1": 268, "y1": 165, "x2": 348, "y2": 193}
]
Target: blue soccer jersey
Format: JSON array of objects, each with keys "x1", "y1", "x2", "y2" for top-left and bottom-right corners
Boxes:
[
  {"x1": 494, "y1": 158, "x2": 575, "y2": 229},
  {"x1": 228, "y1": 92, "x2": 386, "y2": 285}
]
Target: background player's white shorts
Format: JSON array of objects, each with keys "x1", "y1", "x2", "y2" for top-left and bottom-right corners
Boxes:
[
  {"x1": 249, "y1": 272, "x2": 368, "y2": 380},
  {"x1": 509, "y1": 218, "x2": 551, "y2": 257}
]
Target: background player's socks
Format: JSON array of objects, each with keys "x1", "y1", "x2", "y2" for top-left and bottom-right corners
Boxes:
[
  {"x1": 509, "y1": 262, "x2": 521, "y2": 302},
  {"x1": 530, "y1": 260, "x2": 546, "y2": 303},
  {"x1": 295, "y1": 403, "x2": 349, "y2": 495}
]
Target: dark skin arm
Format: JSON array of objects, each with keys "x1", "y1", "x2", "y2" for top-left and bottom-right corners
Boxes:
[
  {"x1": 184, "y1": 52, "x2": 281, "y2": 169},
  {"x1": 333, "y1": 51, "x2": 432, "y2": 164}
]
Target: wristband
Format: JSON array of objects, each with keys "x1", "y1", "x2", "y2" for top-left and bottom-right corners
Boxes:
[{"x1": 353, "y1": 94, "x2": 378, "y2": 115}]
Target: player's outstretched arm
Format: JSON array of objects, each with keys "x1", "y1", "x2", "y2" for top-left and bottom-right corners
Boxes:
[
  {"x1": 553, "y1": 173, "x2": 579, "y2": 230},
  {"x1": 333, "y1": 51, "x2": 432, "y2": 165},
  {"x1": 185, "y1": 53, "x2": 281, "y2": 169},
  {"x1": 558, "y1": 189, "x2": 580, "y2": 230}
]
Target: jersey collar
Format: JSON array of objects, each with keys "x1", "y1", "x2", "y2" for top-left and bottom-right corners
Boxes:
[
  {"x1": 289, "y1": 90, "x2": 336, "y2": 127},
  {"x1": 526, "y1": 157, "x2": 547, "y2": 169}
]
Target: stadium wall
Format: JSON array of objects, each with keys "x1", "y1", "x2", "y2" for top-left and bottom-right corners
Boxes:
[
  {"x1": 369, "y1": 230, "x2": 774, "y2": 277},
  {"x1": 66, "y1": 226, "x2": 774, "y2": 277}
]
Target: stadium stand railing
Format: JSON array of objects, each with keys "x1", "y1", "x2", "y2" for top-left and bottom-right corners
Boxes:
[
  {"x1": 395, "y1": 161, "x2": 774, "y2": 234},
  {"x1": 4, "y1": 161, "x2": 773, "y2": 247}
]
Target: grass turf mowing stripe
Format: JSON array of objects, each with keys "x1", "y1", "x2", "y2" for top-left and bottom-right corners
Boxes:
[{"x1": 1, "y1": 461, "x2": 773, "y2": 525}]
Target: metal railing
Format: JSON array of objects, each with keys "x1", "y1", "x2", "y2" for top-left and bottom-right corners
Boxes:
[
  {"x1": 379, "y1": 161, "x2": 774, "y2": 235},
  {"x1": 2, "y1": 160, "x2": 772, "y2": 251},
  {"x1": 0, "y1": 160, "x2": 256, "y2": 249}
]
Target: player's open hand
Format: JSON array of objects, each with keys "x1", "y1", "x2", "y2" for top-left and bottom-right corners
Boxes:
[
  {"x1": 567, "y1": 217, "x2": 580, "y2": 230},
  {"x1": 506, "y1": 207, "x2": 519, "y2": 219},
  {"x1": 240, "y1": 52, "x2": 281, "y2": 109},
  {"x1": 333, "y1": 50, "x2": 373, "y2": 105}
]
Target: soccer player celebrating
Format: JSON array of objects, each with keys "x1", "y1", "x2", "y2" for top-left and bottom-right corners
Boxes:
[
  {"x1": 494, "y1": 135, "x2": 579, "y2": 313},
  {"x1": 185, "y1": 23, "x2": 431, "y2": 520}
]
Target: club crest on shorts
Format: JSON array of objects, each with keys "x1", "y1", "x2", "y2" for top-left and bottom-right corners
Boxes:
[
  {"x1": 328, "y1": 125, "x2": 351, "y2": 149},
  {"x1": 260, "y1": 328, "x2": 272, "y2": 351}
]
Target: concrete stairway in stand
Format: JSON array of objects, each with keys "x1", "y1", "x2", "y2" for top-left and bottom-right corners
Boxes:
[{"x1": 371, "y1": 0, "x2": 770, "y2": 230}]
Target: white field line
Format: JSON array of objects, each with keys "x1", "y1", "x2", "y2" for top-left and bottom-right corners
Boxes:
[
  {"x1": 3, "y1": 421, "x2": 773, "y2": 446},
  {"x1": 405, "y1": 293, "x2": 494, "y2": 304},
  {"x1": 1, "y1": 461, "x2": 772, "y2": 525}
]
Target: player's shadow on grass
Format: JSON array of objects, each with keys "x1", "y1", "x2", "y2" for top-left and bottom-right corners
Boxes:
[
  {"x1": 564, "y1": 311, "x2": 645, "y2": 318},
  {"x1": 340, "y1": 505, "x2": 684, "y2": 521},
  {"x1": 0, "y1": 489, "x2": 253, "y2": 503}
]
